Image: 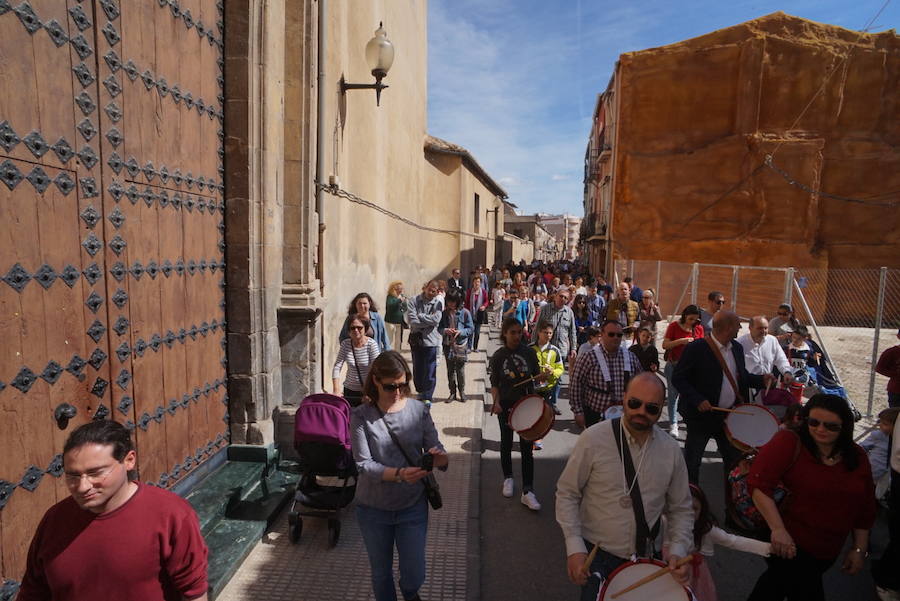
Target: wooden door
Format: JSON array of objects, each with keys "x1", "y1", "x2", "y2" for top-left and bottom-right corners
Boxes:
[{"x1": 0, "y1": 0, "x2": 226, "y2": 590}]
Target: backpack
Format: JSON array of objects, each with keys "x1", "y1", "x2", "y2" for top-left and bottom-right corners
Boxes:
[{"x1": 725, "y1": 437, "x2": 801, "y2": 540}]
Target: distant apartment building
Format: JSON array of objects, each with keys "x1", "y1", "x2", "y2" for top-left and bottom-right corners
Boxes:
[
  {"x1": 504, "y1": 214, "x2": 561, "y2": 263},
  {"x1": 583, "y1": 12, "x2": 900, "y2": 276},
  {"x1": 538, "y1": 214, "x2": 581, "y2": 260}
]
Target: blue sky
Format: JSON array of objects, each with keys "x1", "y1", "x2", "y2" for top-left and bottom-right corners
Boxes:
[{"x1": 427, "y1": 0, "x2": 899, "y2": 216}]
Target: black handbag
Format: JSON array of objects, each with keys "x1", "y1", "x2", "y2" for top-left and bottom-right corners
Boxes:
[{"x1": 373, "y1": 405, "x2": 443, "y2": 510}]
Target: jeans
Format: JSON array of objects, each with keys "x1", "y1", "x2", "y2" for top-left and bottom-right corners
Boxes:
[
  {"x1": 663, "y1": 361, "x2": 679, "y2": 424},
  {"x1": 498, "y1": 410, "x2": 533, "y2": 492},
  {"x1": 357, "y1": 498, "x2": 429, "y2": 601},
  {"x1": 470, "y1": 309, "x2": 485, "y2": 350},
  {"x1": 747, "y1": 548, "x2": 833, "y2": 601},
  {"x1": 445, "y1": 355, "x2": 466, "y2": 396},
  {"x1": 579, "y1": 542, "x2": 629, "y2": 601},
  {"x1": 682, "y1": 417, "x2": 741, "y2": 485},
  {"x1": 411, "y1": 345, "x2": 437, "y2": 401}
]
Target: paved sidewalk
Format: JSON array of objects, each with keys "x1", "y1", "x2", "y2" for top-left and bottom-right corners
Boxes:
[{"x1": 217, "y1": 345, "x2": 486, "y2": 601}]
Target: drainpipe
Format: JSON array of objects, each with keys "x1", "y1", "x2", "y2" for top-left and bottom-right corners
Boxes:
[{"x1": 316, "y1": 0, "x2": 327, "y2": 294}]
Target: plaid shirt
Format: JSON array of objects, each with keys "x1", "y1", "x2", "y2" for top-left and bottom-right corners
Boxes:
[{"x1": 569, "y1": 345, "x2": 643, "y2": 416}]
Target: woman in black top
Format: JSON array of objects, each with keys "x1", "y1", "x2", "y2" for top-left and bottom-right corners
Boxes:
[{"x1": 489, "y1": 317, "x2": 545, "y2": 511}]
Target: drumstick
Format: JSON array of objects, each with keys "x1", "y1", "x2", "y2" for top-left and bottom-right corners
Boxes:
[
  {"x1": 513, "y1": 375, "x2": 538, "y2": 388},
  {"x1": 582, "y1": 542, "x2": 600, "y2": 573},
  {"x1": 610, "y1": 555, "x2": 695, "y2": 599},
  {"x1": 710, "y1": 407, "x2": 754, "y2": 416}
]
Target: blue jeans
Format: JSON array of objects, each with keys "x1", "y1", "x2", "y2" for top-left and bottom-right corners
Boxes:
[
  {"x1": 357, "y1": 498, "x2": 429, "y2": 601},
  {"x1": 663, "y1": 361, "x2": 679, "y2": 424},
  {"x1": 540, "y1": 383, "x2": 560, "y2": 407},
  {"x1": 411, "y1": 346, "x2": 437, "y2": 401}
]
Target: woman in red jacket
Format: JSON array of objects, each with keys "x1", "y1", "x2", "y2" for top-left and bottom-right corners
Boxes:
[{"x1": 747, "y1": 393, "x2": 876, "y2": 601}]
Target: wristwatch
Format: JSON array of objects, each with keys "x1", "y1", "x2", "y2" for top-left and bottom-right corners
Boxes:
[
  {"x1": 394, "y1": 468, "x2": 403, "y2": 483},
  {"x1": 851, "y1": 547, "x2": 869, "y2": 558}
]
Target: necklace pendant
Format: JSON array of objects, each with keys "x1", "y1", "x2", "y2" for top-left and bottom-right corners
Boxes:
[{"x1": 619, "y1": 495, "x2": 632, "y2": 508}]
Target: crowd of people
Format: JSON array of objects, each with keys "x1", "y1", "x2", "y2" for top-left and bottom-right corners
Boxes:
[{"x1": 16, "y1": 259, "x2": 899, "y2": 601}]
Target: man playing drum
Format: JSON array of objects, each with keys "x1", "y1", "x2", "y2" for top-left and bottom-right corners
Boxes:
[
  {"x1": 569, "y1": 320, "x2": 642, "y2": 429},
  {"x1": 737, "y1": 315, "x2": 793, "y2": 402},
  {"x1": 556, "y1": 373, "x2": 693, "y2": 601}
]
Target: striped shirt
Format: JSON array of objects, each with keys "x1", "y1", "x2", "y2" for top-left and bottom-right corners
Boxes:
[
  {"x1": 332, "y1": 338, "x2": 380, "y2": 392},
  {"x1": 569, "y1": 345, "x2": 643, "y2": 416}
]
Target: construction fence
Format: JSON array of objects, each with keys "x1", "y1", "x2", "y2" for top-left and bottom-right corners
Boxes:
[{"x1": 613, "y1": 259, "x2": 900, "y2": 417}]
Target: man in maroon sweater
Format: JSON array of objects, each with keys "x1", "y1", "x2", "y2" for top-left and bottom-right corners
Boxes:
[{"x1": 18, "y1": 420, "x2": 208, "y2": 601}]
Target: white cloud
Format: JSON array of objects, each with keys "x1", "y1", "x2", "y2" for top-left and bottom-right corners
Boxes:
[{"x1": 551, "y1": 174, "x2": 570, "y2": 181}]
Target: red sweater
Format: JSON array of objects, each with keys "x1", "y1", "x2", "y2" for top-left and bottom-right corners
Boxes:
[
  {"x1": 663, "y1": 321, "x2": 704, "y2": 363},
  {"x1": 876, "y1": 344, "x2": 900, "y2": 394},
  {"x1": 18, "y1": 483, "x2": 208, "y2": 601},
  {"x1": 748, "y1": 429, "x2": 876, "y2": 561}
]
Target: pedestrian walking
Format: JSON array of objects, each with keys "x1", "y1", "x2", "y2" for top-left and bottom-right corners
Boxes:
[
  {"x1": 351, "y1": 351, "x2": 449, "y2": 601},
  {"x1": 662, "y1": 305, "x2": 704, "y2": 436},
  {"x1": 406, "y1": 281, "x2": 443, "y2": 405},
  {"x1": 606, "y1": 283, "x2": 639, "y2": 330},
  {"x1": 569, "y1": 320, "x2": 642, "y2": 429},
  {"x1": 489, "y1": 317, "x2": 546, "y2": 511},
  {"x1": 747, "y1": 394, "x2": 876, "y2": 601},
  {"x1": 556, "y1": 373, "x2": 693, "y2": 601},
  {"x1": 673, "y1": 311, "x2": 772, "y2": 487},
  {"x1": 339, "y1": 292, "x2": 391, "y2": 352},
  {"x1": 465, "y1": 274, "x2": 489, "y2": 351},
  {"x1": 439, "y1": 290, "x2": 473, "y2": 402},
  {"x1": 540, "y1": 289, "x2": 578, "y2": 365},
  {"x1": 384, "y1": 281, "x2": 407, "y2": 352},
  {"x1": 698, "y1": 291, "x2": 726, "y2": 335},
  {"x1": 532, "y1": 321, "x2": 565, "y2": 417},
  {"x1": 636, "y1": 288, "x2": 662, "y2": 336},
  {"x1": 332, "y1": 315, "x2": 380, "y2": 407}
]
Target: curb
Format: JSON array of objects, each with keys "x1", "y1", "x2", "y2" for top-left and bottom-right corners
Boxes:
[{"x1": 466, "y1": 346, "x2": 487, "y2": 601}]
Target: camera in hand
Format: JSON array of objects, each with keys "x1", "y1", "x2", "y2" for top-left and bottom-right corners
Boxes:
[{"x1": 420, "y1": 453, "x2": 434, "y2": 472}]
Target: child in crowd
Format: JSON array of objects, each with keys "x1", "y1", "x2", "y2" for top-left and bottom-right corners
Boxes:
[
  {"x1": 861, "y1": 407, "x2": 900, "y2": 500},
  {"x1": 491, "y1": 281, "x2": 505, "y2": 326},
  {"x1": 780, "y1": 403, "x2": 803, "y2": 431},
  {"x1": 786, "y1": 325, "x2": 813, "y2": 386},
  {"x1": 531, "y1": 322, "x2": 565, "y2": 451},
  {"x1": 575, "y1": 326, "x2": 601, "y2": 362},
  {"x1": 489, "y1": 317, "x2": 545, "y2": 511},
  {"x1": 668, "y1": 484, "x2": 771, "y2": 601},
  {"x1": 629, "y1": 325, "x2": 660, "y2": 372}
]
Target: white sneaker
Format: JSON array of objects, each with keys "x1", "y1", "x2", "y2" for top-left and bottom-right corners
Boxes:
[
  {"x1": 669, "y1": 423, "x2": 679, "y2": 437},
  {"x1": 521, "y1": 491, "x2": 541, "y2": 511},
  {"x1": 502, "y1": 478, "x2": 514, "y2": 498}
]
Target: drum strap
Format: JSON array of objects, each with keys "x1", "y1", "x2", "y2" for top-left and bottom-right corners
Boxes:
[
  {"x1": 612, "y1": 418, "x2": 660, "y2": 557},
  {"x1": 705, "y1": 337, "x2": 744, "y2": 404}
]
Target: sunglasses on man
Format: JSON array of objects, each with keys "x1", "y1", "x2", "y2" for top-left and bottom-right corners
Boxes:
[{"x1": 626, "y1": 397, "x2": 662, "y2": 415}]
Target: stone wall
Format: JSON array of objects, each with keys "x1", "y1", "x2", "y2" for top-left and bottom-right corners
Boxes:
[{"x1": 609, "y1": 12, "x2": 900, "y2": 270}]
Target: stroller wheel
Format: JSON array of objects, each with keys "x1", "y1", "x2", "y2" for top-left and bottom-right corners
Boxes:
[
  {"x1": 288, "y1": 512, "x2": 302, "y2": 544},
  {"x1": 327, "y1": 519, "x2": 341, "y2": 548}
]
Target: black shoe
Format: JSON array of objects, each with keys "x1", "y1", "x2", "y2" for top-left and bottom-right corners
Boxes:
[
  {"x1": 447, "y1": 392, "x2": 457, "y2": 403},
  {"x1": 458, "y1": 391, "x2": 466, "y2": 401}
]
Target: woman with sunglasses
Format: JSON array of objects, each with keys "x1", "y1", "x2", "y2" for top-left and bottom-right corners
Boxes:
[
  {"x1": 661, "y1": 305, "x2": 704, "y2": 436},
  {"x1": 747, "y1": 394, "x2": 876, "y2": 601},
  {"x1": 573, "y1": 294, "x2": 593, "y2": 345},
  {"x1": 351, "y1": 351, "x2": 449, "y2": 601},
  {"x1": 332, "y1": 315, "x2": 380, "y2": 407}
]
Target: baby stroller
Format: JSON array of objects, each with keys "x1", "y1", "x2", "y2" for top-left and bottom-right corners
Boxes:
[{"x1": 287, "y1": 393, "x2": 357, "y2": 547}]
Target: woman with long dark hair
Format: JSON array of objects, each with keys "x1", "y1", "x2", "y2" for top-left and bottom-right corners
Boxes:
[
  {"x1": 747, "y1": 394, "x2": 877, "y2": 601},
  {"x1": 572, "y1": 294, "x2": 592, "y2": 346},
  {"x1": 339, "y1": 292, "x2": 391, "y2": 352},
  {"x1": 351, "y1": 351, "x2": 448, "y2": 601},
  {"x1": 661, "y1": 304, "x2": 703, "y2": 436}
]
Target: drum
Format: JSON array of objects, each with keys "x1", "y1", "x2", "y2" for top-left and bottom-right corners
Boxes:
[
  {"x1": 604, "y1": 405, "x2": 624, "y2": 421},
  {"x1": 508, "y1": 394, "x2": 554, "y2": 441},
  {"x1": 725, "y1": 403, "x2": 779, "y2": 453},
  {"x1": 597, "y1": 559, "x2": 691, "y2": 600}
]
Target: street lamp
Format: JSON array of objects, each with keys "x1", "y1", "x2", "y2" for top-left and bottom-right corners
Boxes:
[{"x1": 340, "y1": 22, "x2": 395, "y2": 106}]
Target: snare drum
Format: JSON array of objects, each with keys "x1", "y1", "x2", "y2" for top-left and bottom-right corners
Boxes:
[
  {"x1": 508, "y1": 394, "x2": 554, "y2": 441},
  {"x1": 597, "y1": 559, "x2": 691, "y2": 600},
  {"x1": 725, "y1": 403, "x2": 779, "y2": 453}
]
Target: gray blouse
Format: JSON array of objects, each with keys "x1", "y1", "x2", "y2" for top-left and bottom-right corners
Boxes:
[{"x1": 351, "y1": 399, "x2": 445, "y2": 510}]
